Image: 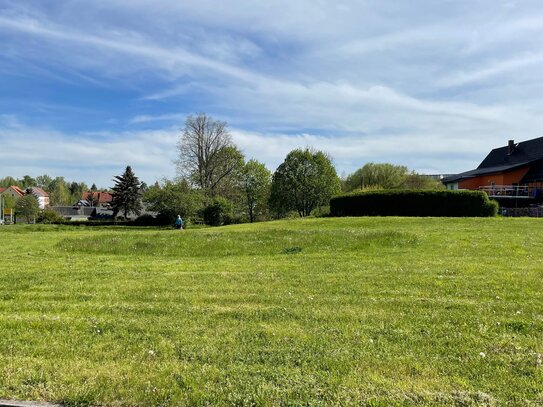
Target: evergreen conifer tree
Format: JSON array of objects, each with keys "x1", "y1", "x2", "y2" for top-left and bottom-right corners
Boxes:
[{"x1": 111, "y1": 166, "x2": 143, "y2": 218}]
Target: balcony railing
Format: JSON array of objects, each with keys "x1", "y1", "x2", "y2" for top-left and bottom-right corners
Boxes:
[{"x1": 479, "y1": 185, "x2": 538, "y2": 198}]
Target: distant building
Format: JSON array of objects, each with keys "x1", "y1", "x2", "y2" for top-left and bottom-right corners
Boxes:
[
  {"x1": 1, "y1": 186, "x2": 25, "y2": 200},
  {"x1": 442, "y1": 136, "x2": 543, "y2": 207},
  {"x1": 81, "y1": 191, "x2": 113, "y2": 207},
  {"x1": 0, "y1": 186, "x2": 50, "y2": 209},
  {"x1": 27, "y1": 187, "x2": 50, "y2": 209},
  {"x1": 52, "y1": 206, "x2": 98, "y2": 221}
]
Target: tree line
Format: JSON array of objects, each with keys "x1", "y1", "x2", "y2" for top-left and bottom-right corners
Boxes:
[
  {"x1": 1, "y1": 113, "x2": 443, "y2": 226},
  {"x1": 137, "y1": 113, "x2": 442, "y2": 226},
  {"x1": 0, "y1": 175, "x2": 101, "y2": 207}
]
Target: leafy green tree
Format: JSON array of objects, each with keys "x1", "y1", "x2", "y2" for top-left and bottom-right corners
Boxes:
[
  {"x1": 15, "y1": 194, "x2": 40, "y2": 223},
  {"x1": 344, "y1": 164, "x2": 445, "y2": 191},
  {"x1": 18, "y1": 175, "x2": 36, "y2": 189},
  {"x1": 143, "y1": 179, "x2": 204, "y2": 223},
  {"x1": 35, "y1": 174, "x2": 53, "y2": 190},
  {"x1": 242, "y1": 159, "x2": 271, "y2": 222},
  {"x1": 0, "y1": 176, "x2": 19, "y2": 188},
  {"x1": 343, "y1": 163, "x2": 408, "y2": 192},
  {"x1": 68, "y1": 182, "x2": 88, "y2": 204},
  {"x1": 403, "y1": 172, "x2": 444, "y2": 190},
  {"x1": 90, "y1": 183, "x2": 98, "y2": 192},
  {"x1": 208, "y1": 146, "x2": 245, "y2": 200},
  {"x1": 48, "y1": 177, "x2": 72, "y2": 206},
  {"x1": 203, "y1": 197, "x2": 234, "y2": 226},
  {"x1": 2, "y1": 194, "x2": 17, "y2": 210},
  {"x1": 270, "y1": 148, "x2": 341, "y2": 217},
  {"x1": 111, "y1": 166, "x2": 143, "y2": 218}
]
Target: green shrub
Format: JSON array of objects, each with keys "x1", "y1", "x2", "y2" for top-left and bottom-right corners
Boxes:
[
  {"x1": 203, "y1": 198, "x2": 234, "y2": 226},
  {"x1": 330, "y1": 190, "x2": 498, "y2": 217},
  {"x1": 310, "y1": 205, "x2": 330, "y2": 217},
  {"x1": 37, "y1": 208, "x2": 65, "y2": 224}
]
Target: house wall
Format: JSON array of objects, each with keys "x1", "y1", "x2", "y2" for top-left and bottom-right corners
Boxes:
[
  {"x1": 37, "y1": 196, "x2": 49, "y2": 209},
  {"x1": 1, "y1": 187, "x2": 23, "y2": 200},
  {"x1": 1, "y1": 187, "x2": 50, "y2": 209},
  {"x1": 458, "y1": 167, "x2": 530, "y2": 189}
]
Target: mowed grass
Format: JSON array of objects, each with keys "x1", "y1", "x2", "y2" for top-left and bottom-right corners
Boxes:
[{"x1": 0, "y1": 217, "x2": 542, "y2": 406}]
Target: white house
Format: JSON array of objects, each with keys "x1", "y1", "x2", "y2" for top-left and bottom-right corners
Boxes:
[{"x1": 27, "y1": 187, "x2": 50, "y2": 209}]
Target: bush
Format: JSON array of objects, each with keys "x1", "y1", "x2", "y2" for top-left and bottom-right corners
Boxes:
[
  {"x1": 37, "y1": 208, "x2": 65, "y2": 224},
  {"x1": 310, "y1": 205, "x2": 330, "y2": 217},
  {"x1": 203, "y1": 198, "x2": 234, "y2": 226},
  {"x1": 132, "y1": 214, "x2": 159, "y2": 226},
  {"x1": 330, "y1": 190, "x2": 498, "y2": 217}
]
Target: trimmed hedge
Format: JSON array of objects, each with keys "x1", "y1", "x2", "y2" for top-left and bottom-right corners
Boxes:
[{"x1": 330, "y1": 190, "x2": 498, "y2": 217}]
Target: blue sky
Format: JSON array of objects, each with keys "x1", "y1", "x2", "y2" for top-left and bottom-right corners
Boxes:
[{"x1": 1, "y1": 1, "x2": 543, "y2": 187}]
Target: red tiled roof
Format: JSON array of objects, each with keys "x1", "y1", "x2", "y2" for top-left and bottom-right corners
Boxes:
[
  {"x1": 82, "y1": 191, "x2": 113, "y2": 204},
  {"x1": 30, "y1": 187, "x2": 49, "y2": 197},
  {"x1": 10, "y1": 186, "x2": 25, "y2": 197},
  {"x1": 0, "y1": 188, "x2": 6, "y2": 194}
]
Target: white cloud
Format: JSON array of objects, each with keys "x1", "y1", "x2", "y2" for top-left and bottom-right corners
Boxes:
[
  {"x1": 1, "y1": 0, "x2": 543, "y2": 183},
  {"x1": 2, "y1": 114, "x2": 541, "y2": 188},
  {"x1": 231, "y1": 128, "x2": 499, "y2": 176},
  {"x1": 0, "y1": 118, "x2": 177, "y2": 186}
]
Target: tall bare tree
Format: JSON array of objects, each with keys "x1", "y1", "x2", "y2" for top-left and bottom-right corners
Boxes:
[{"x1": 176, "y1": 113, "x2": 243, "y2": 196}]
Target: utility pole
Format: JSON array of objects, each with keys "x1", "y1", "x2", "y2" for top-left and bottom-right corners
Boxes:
[{"x1": 0, "y1": 194, "x2": 4, "y2": 225}]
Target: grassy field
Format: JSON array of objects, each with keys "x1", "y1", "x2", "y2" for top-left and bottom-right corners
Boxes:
[{"x1": 0, "y1": 217, "x2": 542, "y2": 406}]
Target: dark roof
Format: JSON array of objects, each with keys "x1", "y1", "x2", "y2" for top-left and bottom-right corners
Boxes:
[
  {"x1": 51, "y1": 206, "x2": 96, "y2": 217},
  {"x1": 92, "y1": 207, "x2": 115, "y2": 219},
  {"x1": 478, "y1": 136, "x2": 543, "y2": 169},
  {"x1": 442, "y1": 162, "x2": 532, "y2": 183},
  {"x1": 521, "y1": 160, "x2": 543, "y2": 183},
  {"x1": 443, "y1": 136, "x2": 543, "y2": 184}
]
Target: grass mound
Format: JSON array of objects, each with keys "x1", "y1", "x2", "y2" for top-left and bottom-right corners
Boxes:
[{"x1": 56, "y1": 228, "x2": 419, "y2": 257}]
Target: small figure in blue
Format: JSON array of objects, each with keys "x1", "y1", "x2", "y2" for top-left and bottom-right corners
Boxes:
[{"x1": 175, "y1": 215, "x2": 184, "y2": 230}]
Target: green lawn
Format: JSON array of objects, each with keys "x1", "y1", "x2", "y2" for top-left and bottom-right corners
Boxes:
[{"x1": 0, "y1": 217, "x2": 542, "y2": 406}]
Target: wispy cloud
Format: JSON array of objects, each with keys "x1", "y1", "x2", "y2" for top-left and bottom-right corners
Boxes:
[
  {"x1": 0, "y1": 14, "x2": 266, "y2": 85},
  {"x1": 438, "y1": 53, "x2": 543, "y2": 87},
  {"x1": 129, "y1": 114, "x2": 187, "y2": 124},
  {"x1": 1, "y1": 1, "x2": 543, "y2": 183}
]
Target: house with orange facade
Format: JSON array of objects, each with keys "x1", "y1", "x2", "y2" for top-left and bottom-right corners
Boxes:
[{"x1": 442, "y1": 136, "x2": 543, "y2": 207}]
